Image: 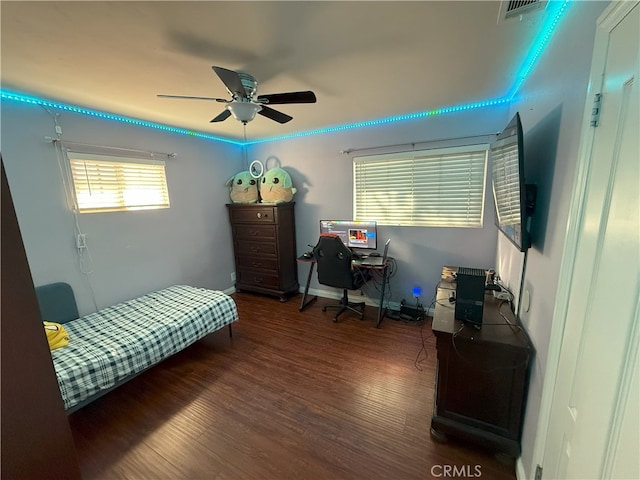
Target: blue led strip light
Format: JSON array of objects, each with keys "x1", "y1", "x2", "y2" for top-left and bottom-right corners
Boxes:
[
  {"x1": 0, "y1": 91, "x2": 244, "y2": 146},
  {"x1": 245, "y1": 97, "x2": 511, "y2": 145},
  {"x1": 254, "y1": 0, "x2": 572, "y2": 145},
  {"x1": 507, "y1": 0, "x2": 571, "y2": 99},
  {"x1": 0, "y1": 1, "x2": 571, "y2": 145}
]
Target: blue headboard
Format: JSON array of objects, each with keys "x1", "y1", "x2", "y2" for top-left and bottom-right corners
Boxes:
[{"x1": 34, "y1": 282, "x2": 79, "y2": 324}]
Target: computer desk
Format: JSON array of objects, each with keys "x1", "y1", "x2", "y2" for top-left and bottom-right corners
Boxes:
[{"x1": 297, "y1": 256, "x2": 392, "y2": 328}]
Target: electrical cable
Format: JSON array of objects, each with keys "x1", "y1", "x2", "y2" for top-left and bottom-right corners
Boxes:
[
  {"x1": 356, "y1": 257, "x2": 396, "y2": 310},
  {"x1": 516, "y1": 249, "x2": 529, "y2": 319},
  {"x1": 43, "y1": 107, "x2": 99, "y2": 312},
  {"x1": 414, "y1": 282, "x2": 439, "y2": 371}
]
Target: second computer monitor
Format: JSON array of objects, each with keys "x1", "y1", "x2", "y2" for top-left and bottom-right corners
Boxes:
[{"x1": 319, "y1": 220, "x2": 378, "y2": 250}]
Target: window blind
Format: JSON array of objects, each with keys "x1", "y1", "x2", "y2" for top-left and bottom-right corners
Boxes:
[
  {"x1": 353, "y1": 145, "x2": 488, "y2": 227},
  {"x1": 491, "y1": 141, "x2": 521, "y2": 225},
  {"x1": 68, "y1": 153, "x2": 170, "y2": 213}
]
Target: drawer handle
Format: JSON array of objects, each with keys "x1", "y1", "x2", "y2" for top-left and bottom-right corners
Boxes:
[
  {"x1": 257, "y1": 212, "x2": 268, "y2": 219},
  {"x1": 249, "y1": 230, "x2": 258, "y2": 236},
  {"x1": 251, "y1": 246, "x2": 260, "y2": 252},
  {"x1": 252, "y1": 262, "x2": 262, "y2": 268},
  {"x1": 254, "y1": 277, "x2": 262, "y2": 284}
]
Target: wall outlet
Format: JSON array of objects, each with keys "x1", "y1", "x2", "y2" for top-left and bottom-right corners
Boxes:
[
  {"x1": 76, "y1": 233, "x2": 87, "y2": 250},
  {"x1": 534, "y1": 465, "x2": 542, "y2": 480},
  {"x1": 230, "y1": 272, "x2": 236, "y2": 282}
]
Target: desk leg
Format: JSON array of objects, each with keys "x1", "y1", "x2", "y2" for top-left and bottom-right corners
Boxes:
[
  {"x1": 376, "y1": 265, "x2": 388, "y2": 328},
  {"x1": 299, "y1": 262, "x2": 318, "y2": 311}
]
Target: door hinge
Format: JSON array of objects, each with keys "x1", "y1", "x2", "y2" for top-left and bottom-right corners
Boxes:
[
  {"x1": 534, "y1": 464, "x2": 543, "y2": 480},
  {"x1": 590, "y1": 93, "x2": 602, "y2": 126}
]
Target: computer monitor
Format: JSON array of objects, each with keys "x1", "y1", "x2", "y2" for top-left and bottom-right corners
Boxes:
[{"x1": 319, "y1": 220, "x2": 378, "y2": 250}]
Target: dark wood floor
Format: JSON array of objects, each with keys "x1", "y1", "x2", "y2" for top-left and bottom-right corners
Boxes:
[{"x1": 68, "y1": 292, "x2": 516, "y2": 479}]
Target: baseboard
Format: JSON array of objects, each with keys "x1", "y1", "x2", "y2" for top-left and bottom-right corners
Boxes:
[
  {"x1": 516, "y1": 457, "x2": 527, "y2": 480},
  {"x1": 301, "y1": 286, "x2": 379, "y2": 306},
  {"x1": 301, "y1": 287, "x2": 434, "y2": 317},
  {"x1": 227, "y1": 285, "x2": 436, "y2": 318}
]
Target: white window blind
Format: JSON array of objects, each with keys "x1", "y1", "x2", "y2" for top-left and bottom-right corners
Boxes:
[
  {"x1": 353, "y1": 145, "x2": 488, "y2": 227},
  {"x1": 491, "y1": 141, "x2": 521, "y2": 225},
  {"x1": 68, "y1": 153, "x2": 170, "y2": 213}
]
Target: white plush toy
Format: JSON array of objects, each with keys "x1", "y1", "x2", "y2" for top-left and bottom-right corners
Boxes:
[
  {"x1": 225, "y1": 170, "x2": 259, "y2": 203},
  {"x1": 260, "y1": 167, "x2": 297, "y2": 203}
]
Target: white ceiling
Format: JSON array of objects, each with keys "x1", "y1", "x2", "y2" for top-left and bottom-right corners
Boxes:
[{"x1": 1, "y1": 1, "x2": 552, "y2": 141}]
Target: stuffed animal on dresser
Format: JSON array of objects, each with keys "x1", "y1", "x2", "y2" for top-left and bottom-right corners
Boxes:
[
  {"x1": 260, "y1": 167, "x2": 297, "y2": 203},
  {"x1": 225, "y1": 170, "x2": 260, "y2": 203}
]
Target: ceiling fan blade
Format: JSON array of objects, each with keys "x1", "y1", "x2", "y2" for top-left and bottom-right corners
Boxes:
[
  {"x1": 258, "y1": 106, "x2": 293, "y2": 124},
  {"x1": 212, "y1": 66, "x2": 247, "y2": 98},
  {"x1": 157, "y1": 94, "x2": 228, "y2": 102},
  {"x1": 257, "y1": 91, "x2": 317, "y2": 105},
  {"x1": 210, "y1": 109, "x2": 232, "y2": 123}
]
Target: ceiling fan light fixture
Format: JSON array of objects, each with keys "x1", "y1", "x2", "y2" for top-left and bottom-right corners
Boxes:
[{"x1": 227, "y1": 102, "x2": 262, "y2": 123}]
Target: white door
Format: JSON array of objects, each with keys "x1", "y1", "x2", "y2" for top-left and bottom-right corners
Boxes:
[{"x1": 541, "y1": 2, "x2": 639, "y2": 479}]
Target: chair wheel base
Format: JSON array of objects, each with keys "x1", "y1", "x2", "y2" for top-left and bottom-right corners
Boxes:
[{"x1": 321, "y1": 290, "x2": 366, "y2": 323}]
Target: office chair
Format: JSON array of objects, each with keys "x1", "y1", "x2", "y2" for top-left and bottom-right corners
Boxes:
[{"x1": 313, "y1": 235, "x2": 367, "y2": 322}]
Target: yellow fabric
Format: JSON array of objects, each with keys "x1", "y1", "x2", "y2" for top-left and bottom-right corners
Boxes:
[{"x1": 44, "y1": 321, "x2": 70, "y2": 350}]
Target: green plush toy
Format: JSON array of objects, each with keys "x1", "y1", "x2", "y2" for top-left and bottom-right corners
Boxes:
[
  {"x1": 225, "y1": 171, "x2": 259, "y2": 203},
  {"x1": 260, "y1": 167, "x2": 297, "y2": 203}
]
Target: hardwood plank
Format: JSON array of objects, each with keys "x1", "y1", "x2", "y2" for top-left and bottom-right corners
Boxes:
[{"x1": 68, "y1": 291, "x2": 516, "y2": 479}]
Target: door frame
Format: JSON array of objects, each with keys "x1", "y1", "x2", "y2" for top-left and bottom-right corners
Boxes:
[{"x1": 530, "y1": 0, "x2": 639, "y2": 476}]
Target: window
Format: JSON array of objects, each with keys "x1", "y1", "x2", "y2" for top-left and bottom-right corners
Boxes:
[
  {"x1": 68, "y1": 153, "x2": 170, "y2": 213},
  {"x1": 491, "y1": 141, "x2": 521, "y2": 225},
  {"x1": 353, "y1": 144, "x2": 488, "y2": 227}
]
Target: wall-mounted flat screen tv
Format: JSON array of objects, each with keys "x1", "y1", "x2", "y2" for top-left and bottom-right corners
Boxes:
[{"x1": 491, "y1": 112, "x2": 533, "y2": 252}]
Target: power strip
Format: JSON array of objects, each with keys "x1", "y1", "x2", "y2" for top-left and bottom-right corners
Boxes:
[{"x1": 400, "y1": 304, "x2": 426, "y2": 321}]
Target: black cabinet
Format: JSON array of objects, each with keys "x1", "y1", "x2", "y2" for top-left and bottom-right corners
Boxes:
[
  {"x1": 227, "y1": 203, "x2": 299, "y2": 301},
  {"x1": 431, "y1": 267, "x2": 531, "y2": 458}
]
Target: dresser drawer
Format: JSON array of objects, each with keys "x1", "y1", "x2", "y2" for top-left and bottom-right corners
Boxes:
[
  {"x1": 237, "y1": 269, "x2": 280, "y2": 289},
  {"x1": 228, "y1": 206, "x2": 276, "y2": 224},
  {"x1": 237, "y1": 256, "x2": 279, "y2": 272},
  {"x1": 236, "y1": 240, "x2": 277, "y2": 256},
  {"x1": 233, "y1": 224, "x2": 276, "y2": 241},
  {"x1": 227, "y1": 202, "x2": 298, "y2": 301}
]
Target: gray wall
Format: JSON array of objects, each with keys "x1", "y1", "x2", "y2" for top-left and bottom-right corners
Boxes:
[
  {"x1": 496, "y1": 2, "x2": 609, "y2": 478},
  {"x1": 0, "y1": 3, "x2": 608, "y2": 476},
  {"x1": 2, "y1": 99, "x2": 509, "y2": 317},
  {"x1": 248, "y1": 106, "x2": 509, "y2": 305},
  {"x1": 1, "y1": 101, "x2": 241, "y2": 315}
]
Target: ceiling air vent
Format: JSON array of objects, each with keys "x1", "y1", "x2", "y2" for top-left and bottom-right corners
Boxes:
[{"x1": 499, "y1": 0, "x2": 546, "y2": 21}]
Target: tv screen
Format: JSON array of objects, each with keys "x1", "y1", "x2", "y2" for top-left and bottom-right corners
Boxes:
[
  {"x1": 319, "y1": 220, "x2": 378, "y2": 250},
  {"x1": 491, "y1": 112, "x2": 531, "y2": 252}
]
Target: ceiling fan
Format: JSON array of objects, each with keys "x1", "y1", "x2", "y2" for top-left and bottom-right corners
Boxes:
[{"x1": 157, "y1": 66, "x2": 317, "y2": 125}]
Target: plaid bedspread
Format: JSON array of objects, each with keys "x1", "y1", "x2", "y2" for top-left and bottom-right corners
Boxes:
[{"x1": 50, "y1": 285, "x2": 238, "y2": 410}]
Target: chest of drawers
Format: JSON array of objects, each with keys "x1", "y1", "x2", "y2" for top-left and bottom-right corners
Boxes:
[
  {"x1": 430, "y1": 266, "x2": 531, "y2": 458},
  {"x1": 226, "y1": 203, "x2": 299, "y2": 301}
]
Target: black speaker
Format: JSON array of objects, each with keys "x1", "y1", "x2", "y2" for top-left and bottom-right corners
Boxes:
[{"x1": 455, "y1": 267, "x2": 486, "y2": 326}]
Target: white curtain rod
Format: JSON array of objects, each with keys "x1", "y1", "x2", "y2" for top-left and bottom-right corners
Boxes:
[
  {"x1": 340, "y1": 132, "x2": 499, "y2": 156},
  {"x1": 46, "y1": 137, "x2": 177, "y2": 160}
]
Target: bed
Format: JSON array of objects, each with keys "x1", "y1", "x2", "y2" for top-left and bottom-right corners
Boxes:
[{"x1": 35, "y1": 283, "x2": 238, "y2": 412}]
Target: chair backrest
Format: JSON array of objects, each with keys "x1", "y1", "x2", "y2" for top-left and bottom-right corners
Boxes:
[
  {"x1": 34, "y1": 282, "x2": 79, "y2": 324},
  {"x1": 313, "y1": 235, "x2": 358, "y2": 290}
]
